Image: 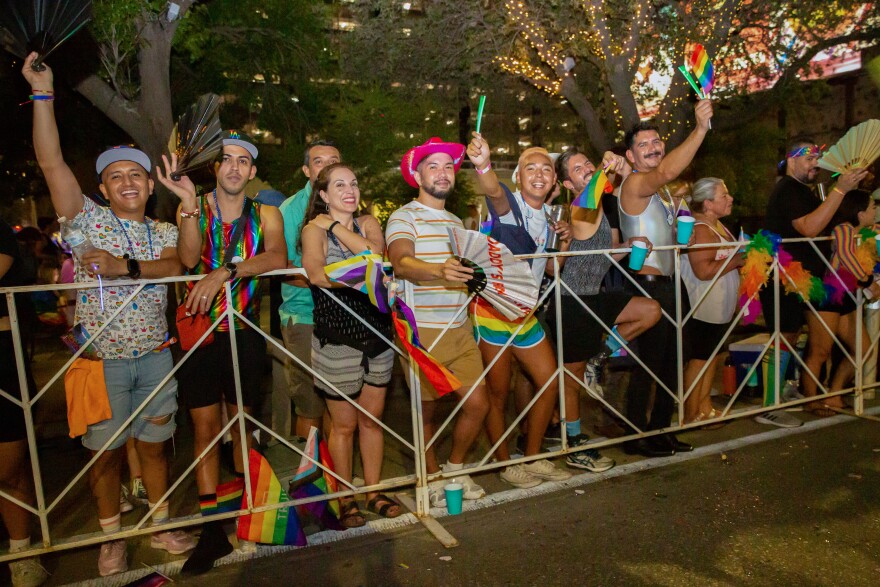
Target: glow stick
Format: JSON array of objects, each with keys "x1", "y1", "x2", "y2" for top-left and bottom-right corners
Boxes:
[{"x1": 475, "y1": 95, "x2": 486, "y2": 134}]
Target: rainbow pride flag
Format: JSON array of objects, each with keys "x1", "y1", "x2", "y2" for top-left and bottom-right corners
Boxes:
[
  {"x1": 572, "y1": 169, "x2": 609, "y2": 209},
  {"x1": 324, "y1": 253, "x2": 390, "y2": 313},
  {"x1": 237, "y1": 449, "x2": 306, "y2": 546},
  {"x1": 479, "y1": 218, "x2": 493, "y2": 235},
  {"x1": 688, "y1": 44, "x2": 714, "y2": 95},
  {"x1": 393, "y1": 299, "x2": 461, "y2": 396},
  {"x1": 289, "y1": 427, "x2": 344, "y2": 526}
]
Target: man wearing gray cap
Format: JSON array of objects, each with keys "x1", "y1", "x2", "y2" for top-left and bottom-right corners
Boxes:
[
  {"x1": 158, "y1": 129, "x2": 287, "y2": 575},
  {"x1": 24, "y1": 53, "x2": 193, "y2": 578}
]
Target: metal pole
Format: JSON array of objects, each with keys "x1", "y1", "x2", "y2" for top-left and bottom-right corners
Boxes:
[
  {"x1": 404, "y1": 281, "x2": 430, "y2": 516},
  {"x1": 226, "y1": 281, "x2": 254, "y2": 513}
]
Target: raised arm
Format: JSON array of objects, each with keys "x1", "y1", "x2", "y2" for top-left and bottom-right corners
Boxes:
[
  {"x1": 621, "y1": 100, "x2": 712, "y2": 202},
  {"x1": 466, "y1": 132, "x2": 507, "y2": 213},
  {"x1": 791, "y1": 168, "x2": 869, "y2": 238},
  {"x1": 22, "y1": 53, "x2": 83, "y2": 220},
  {"x1": 157, "y1": 154, "x2": 203, "y2": 269}
]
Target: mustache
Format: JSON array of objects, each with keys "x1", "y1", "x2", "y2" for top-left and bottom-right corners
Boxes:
[{"x1": 646, "y1": 151, "x2": 662, "y2": 158}]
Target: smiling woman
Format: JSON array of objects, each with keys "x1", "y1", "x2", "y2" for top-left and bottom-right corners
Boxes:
[{"x1": 299, "y1": 162, "x2": 399, "y2": 526}]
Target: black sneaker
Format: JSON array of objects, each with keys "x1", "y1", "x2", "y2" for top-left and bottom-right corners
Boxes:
[{"x1": 543, "y1": 422, "x2": 562, "y2": 442}]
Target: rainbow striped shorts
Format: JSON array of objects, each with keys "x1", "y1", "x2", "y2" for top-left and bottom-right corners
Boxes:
[{"x1": 470, "y1": 297, "x2": 545, "y2": 349}]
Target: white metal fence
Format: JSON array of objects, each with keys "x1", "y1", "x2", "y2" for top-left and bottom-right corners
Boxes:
[{"x1": 0, "y1": 236, "x2": 875, "y2": 565}]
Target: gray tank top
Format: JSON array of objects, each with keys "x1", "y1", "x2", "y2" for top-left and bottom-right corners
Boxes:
[
  {"x1": 617, "y1": 175, "x2": 676, "y2": 275},
  {"x1": 561, "y1": 214, "x2": 613, "y2": 296}
]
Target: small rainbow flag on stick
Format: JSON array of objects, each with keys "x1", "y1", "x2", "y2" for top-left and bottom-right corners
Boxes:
[
  {"x1": 688, "y1": 44, "x2": 715, "y2": 95},
  {"x1": 572, "y1": 169, "x2": 609, "y2": 209},
  {"x1": 237, "y1": 449, "x2": 306, "y2": 546},
  {"x1": 393, "y1": 299, "x2": 461, "y2": 396}
]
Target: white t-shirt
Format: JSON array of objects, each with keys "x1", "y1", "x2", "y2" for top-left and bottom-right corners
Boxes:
[
  {"x1": 497, "y1": 189, "x2": 549, "y2": 285},
  {"x1": 71, "y1": 197, "x2": 178, "y2": 358},
  {"x1": 385, "y1": 201, "x2": 470, "y2": 329}
]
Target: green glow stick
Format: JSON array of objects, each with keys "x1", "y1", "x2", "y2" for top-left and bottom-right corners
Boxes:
[
  {"x1": 678, "y1": 65, "x2": 705, "y2": 99},
  {"x1": 475, "y1": 95, "x2": 486, "y2": 134}
]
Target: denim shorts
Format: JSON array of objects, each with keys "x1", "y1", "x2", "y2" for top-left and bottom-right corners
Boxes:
[{"x1": 82, "y1": 348, "x2": 178, "y2": 451}]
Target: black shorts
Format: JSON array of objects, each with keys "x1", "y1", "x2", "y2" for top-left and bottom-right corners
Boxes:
[
  {"x1": 0, "y1": 332, "x2": 28, "y2": 443},
  {"x1": 686, "y1": 318, "x2": 732, "y2": 361},
  {"x1": 549, "y1": 292, "x2": 632, "y2": 363},
  {"x1": 178, "y1": 329, "x2": 267, "y2": 409},
  {"x1": 758, "y1": 287, "x2": 806, "y2": 334}
]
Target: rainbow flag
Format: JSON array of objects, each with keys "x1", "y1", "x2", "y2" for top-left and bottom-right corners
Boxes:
[
  {"x1": 688, "y1": 44, "x2": 714, "y2": 95},
  {"x1": 123, "y1": 572, "x2": 170, "y2": 587},
  {"x1": 572, "y1": 169, "x2": 609, "y2": 209},
  {"x1": 479, "y1": 218, "x2": 493, "y2": 235},
  {"x1": 393, "y1": 299, "x2": 461, "y2": 396},
  {"x1": 236, "y1": 449, "x2": 306, "y2": 546},
  {"x1": 324, "y1": 253, "x2": 390, "y2": 313},
  {"x1": 289, "y1": 427, "x2": 344, "y2": 526}
]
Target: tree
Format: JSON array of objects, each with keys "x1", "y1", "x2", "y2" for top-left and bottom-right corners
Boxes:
[{"x1": 345, "y1": 1, "x2": 879, "y2": 152}]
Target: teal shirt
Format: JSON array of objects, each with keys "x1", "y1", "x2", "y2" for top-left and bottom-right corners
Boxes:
[{"x1": 279, "y1": 183, "x2": 314, "y2": 326}]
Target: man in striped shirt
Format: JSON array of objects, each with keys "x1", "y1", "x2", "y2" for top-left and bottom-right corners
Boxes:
[{"x1": 386, "y1": 137, "x2": 490, "y2": 508}]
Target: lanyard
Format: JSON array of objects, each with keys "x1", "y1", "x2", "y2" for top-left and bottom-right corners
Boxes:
[
  {"x1": 212, "y1": 188, "x2": 247, "y2": 225},
  {"x1": 110, "y1": 211, "x2": 154, "y2": 260}
]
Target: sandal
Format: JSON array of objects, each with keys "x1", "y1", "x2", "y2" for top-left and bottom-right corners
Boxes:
[
  {"x1": 367, "y1": 494, "x2": 403, "y2": 519},
  {"x1": 805, "y1": 403, "x2": 838, "y2": 418},
  {"x1": 338, "y1": 499, "x2": 366, "y2": 528}
]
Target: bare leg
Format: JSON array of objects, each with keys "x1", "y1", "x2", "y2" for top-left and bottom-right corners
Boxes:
[
  {"x1": 480, "y1": 342, "x2": 514, "y2": 461},
  {"x1": 614, "y1": 297, "x2": 662, "y2": 341},
  {"x1": 189, "y1": 404, "x2": 222, "y2": 495},
  {"x1": 0, "y1": 440, "x2": 34, "y2": 540},
  {"x1": 356, "y1": 385, "x2": 387, "y2": 500},
  {"x1": 90, "y1": 447, "x2": 123, "y2": 520},
  {"x1": 564, "y1": 361, "x2": 585, "y2": 427},
  {"x1": 134, "y1": 437, "x2": 169, "y2": 506},
  {"x1": 325, "y1": 399, "x2": 358, "y2": 486},
  {"x1": 225, "y1": 402, "x2": 253, "y2": 475},
  {"x1": 448, "y1": 382, "x2": 489, "y2": 466},
  {"x1": 295, "y1": 416, "x2": 322, "y2": 439},
  {"x1": 421, "y1": 400, "x2": 440, "y2": 474},
  {"x1": 804, "y1": 312, "x2": 839, "y2": 399},
  {"x1": 683, "y1": 359, "x2": 707, "y2": 423},
  {"x1": 513, "y1": 340, "x2": 559, "y2": 456}
]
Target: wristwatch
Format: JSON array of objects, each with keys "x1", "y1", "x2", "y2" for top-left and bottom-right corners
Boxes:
[
  {"x1": 126, "y1": 258, "x2": 142, "y2": 279},
  {"x1": 223, "y1": 262, "x2": 238, "y2": 280}
]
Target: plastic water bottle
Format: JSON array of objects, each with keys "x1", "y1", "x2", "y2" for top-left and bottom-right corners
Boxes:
[{"x1": 58, "y1": 216, "x2": 97, "y2": 261}]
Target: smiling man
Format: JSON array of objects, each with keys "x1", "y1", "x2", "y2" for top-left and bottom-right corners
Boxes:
[
  {"x1": 158, "y1": 130, "x2": 287, "y2": 575},
  {"x1": 617, "y1": 100, "x2": 713, "y2": 458},
  {"x1": 24, "y1": 53, "x2": 192, "y2": 577}
]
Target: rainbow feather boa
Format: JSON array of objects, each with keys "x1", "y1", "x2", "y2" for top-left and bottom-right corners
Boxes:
[{"x1": 738, "y1": 230, "x2": 828, "y2": 324}]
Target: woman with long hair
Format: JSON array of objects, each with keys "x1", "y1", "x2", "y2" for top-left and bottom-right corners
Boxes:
[{"x1": 300, "y1": 163, "x2": 400, "y2": 526}]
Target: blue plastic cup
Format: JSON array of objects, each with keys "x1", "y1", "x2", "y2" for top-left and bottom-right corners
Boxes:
[
  {"x1": 444, "y1": 482, "x2": 463, "y2": 515},
  {"x1": 628, "y1": 240, "x2": 649, "y2": 271},
  {"x1": 677, "y1": 216, "x2": 695, "y2": 245}
]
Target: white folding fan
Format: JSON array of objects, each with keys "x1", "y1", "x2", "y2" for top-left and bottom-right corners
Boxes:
[
  {"x1": 447, "y1": 227, "x2": 539, "y2": 321},
  {"x1": 818, "y1": 119, "x2": 880, "y2": 174}
]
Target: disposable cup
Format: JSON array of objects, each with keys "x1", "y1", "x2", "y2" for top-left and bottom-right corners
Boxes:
[
  {"x1": 444, "y1": 482, "x2": 463, "y2": 515},
  {"x1": 628, "y1": 240, "x2": 648, "y2": 271},
  {"x1": 875, "y1": 237, "x2": 880, "y2": 257},
  {"x1": 677, "y1": 216, "x2": 695, "y2": 244}
]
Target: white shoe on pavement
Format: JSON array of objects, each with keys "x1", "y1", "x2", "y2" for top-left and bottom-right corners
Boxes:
[
  {"x1": 9, "y1": 557, "x2": 49, "y2": 587},
  {"x1": 150, "y1": 530, "x2": 197, "y2": 555},
  {"x1": 499, "y1": 464, "x2": 542, "y2": 488},
  {"x1": 428, "y1": 480, "x2": 448, "y2": 508},
  {"x1": 440, "y1": 463, "x2": 486, "y2": 500},
  {"x1": 119, "y1": 484, "x2": 134, "y2": 514},
  {"x1": 98, "y1": 540, "x2": 128, "y2": 577},
  {"x1": 522, "y1": 459, "x2": 572, "y2": 482},
  {"x1": 754, "y1": 411, "x2": 802, "y2": 428}
]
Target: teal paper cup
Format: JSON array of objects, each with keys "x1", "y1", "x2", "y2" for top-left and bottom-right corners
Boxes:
[
  {"x1": 677, "y1": 216, "x2": 695, "y2": 245},
  {"x1": 875, "y1": 238, "x2": 880, "y2": 257},
  {"x1": 628, "y1": 240, "x2": 649, "y2": 271},
  {"x1": 444, "y1": 482, "x2": 463, "y2": 515}
]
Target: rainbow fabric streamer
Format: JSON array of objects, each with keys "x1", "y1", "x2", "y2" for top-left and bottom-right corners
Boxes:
[
  {"x1": 324, "y1": 253, "x2": 390, "y2": 313},
  {"x1": 393, "y1": 299, "x2": 461, "y2": 396},
  {"x1": 237, "y1": 449, "x2": 306, "y2": 546},
  {"x1": 123, "y1": 572, "x2": 171, "y2": 587},
  {"x1": 572, "y1": 169, "x2": 609, "y2": 209},
  {"x1": 737, "y1": 230, "x2": 830, "y2": 324},
  {"x1": 688, "y1": 44, "x2": 715, "y2": 95},
  {"x1": 290, "y1": 427, "x2": 344, "y2": 527}
]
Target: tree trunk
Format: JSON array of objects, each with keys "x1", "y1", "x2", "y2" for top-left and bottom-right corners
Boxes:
[{"x1": 559, "y1": 74, "x2": 609, "y2": 153}]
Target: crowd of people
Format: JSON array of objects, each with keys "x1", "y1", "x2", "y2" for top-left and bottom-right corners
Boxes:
[{"x1": 0, "y1": 51, "x2": 875, "y2": 584}]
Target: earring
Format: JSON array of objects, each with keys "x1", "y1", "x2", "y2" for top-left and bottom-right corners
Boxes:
[{"x1": 323, "y1": 200, "x2": 330, "y2": 211}]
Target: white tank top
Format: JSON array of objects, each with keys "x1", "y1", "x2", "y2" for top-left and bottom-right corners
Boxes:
[{"x1": 680, "y1": 221, "x2": 740, "y2": 324}]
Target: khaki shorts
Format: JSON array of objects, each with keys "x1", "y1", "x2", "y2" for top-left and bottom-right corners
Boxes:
[{"x1": 400, "y1": 322, "x2": 484, "y2": 401}]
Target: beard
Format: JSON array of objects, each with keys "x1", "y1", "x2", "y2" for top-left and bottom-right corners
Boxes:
[{"x1": 423, "y1": 181, "x2": 453, "y2": 200}]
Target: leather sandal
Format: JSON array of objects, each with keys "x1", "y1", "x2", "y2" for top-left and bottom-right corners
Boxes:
[
  {"x1": 339, "y1": 499, "x2": 366, "y2": 528},
  {"x1": 367, "y1": 494, "x2": 402, "y2": 519}
]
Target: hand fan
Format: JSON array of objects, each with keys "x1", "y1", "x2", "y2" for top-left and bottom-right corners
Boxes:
[
  {"x1": 447, "y1": 227, "x2": 539, "y2": 321},
  {"x1": 0, "y1": 0, "x2": 93, "y2": 71},
  {"x1": 170, "y1": 93, "x2": 224, "y2": 180},
  {"x1": 818, "y1": 119, "x2": 880, "y2": 174}
]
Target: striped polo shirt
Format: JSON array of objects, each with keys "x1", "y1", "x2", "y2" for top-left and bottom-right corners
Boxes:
[{"x1": 386, "y1": 201, "x2": 469, "y2": 329}]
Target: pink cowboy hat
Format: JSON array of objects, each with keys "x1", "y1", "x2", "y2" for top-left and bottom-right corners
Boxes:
[{"x1": 400, "y1": 137, "x2": 466, "y2": 188}]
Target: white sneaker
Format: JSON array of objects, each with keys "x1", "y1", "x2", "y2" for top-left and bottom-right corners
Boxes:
[
  {"x1": 97, "y1": 540, "x2": 128, "y2": 577},
  {"x1": 119, "y1": 484, "x2": 134, "y2": 513},
  {"x1": 150, "y1": 530, "x2": 197, "y2": 555},
  {"x1": 130, "y1": 477, "x2": 149, "y2": 505},
  {"x1": 499, "y1": 464, "x2": 542, "y2": 488},
  {"x1": 428, "y1": 479, "x2": 447, "y2": 508},
  {"x1": 440, "y1": 464, "x2": 486, "y2": 500},
  {"x1": 9, "y1": 557, "x2": 48, "y2": 587},
  {"x1": 754, "y1": 411, "x2": 802, "y2": 428},
  {"x1": 237, "y1": 539, "x2": 257, "y2": 554},
  {"x1": 522, "y1": 459, "x2": 573, "y2": 482}
]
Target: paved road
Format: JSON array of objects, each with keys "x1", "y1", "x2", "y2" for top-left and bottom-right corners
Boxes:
[{"x1": 173, "y1": 415, "x2": 880, "y2": 587}]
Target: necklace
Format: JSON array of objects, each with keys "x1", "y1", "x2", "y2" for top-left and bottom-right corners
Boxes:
[
  {"x1": 109, "y1": 210, "x2": 154, "y2": 260},
  {"x1": 212, "y1": 188, "x2": 247, "y2": 225}
]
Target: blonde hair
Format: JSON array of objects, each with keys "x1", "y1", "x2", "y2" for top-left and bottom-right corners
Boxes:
[{"x1": 660, "y1": 179, "x2": 692, "y2": 203}]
